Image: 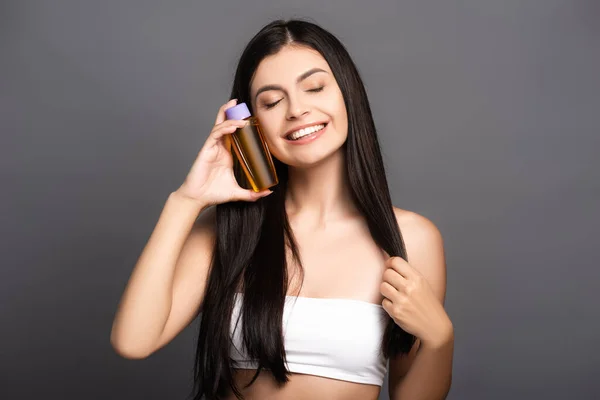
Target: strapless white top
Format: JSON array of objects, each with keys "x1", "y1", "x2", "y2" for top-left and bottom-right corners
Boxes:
[{"x1": 230, "y1": 292, "x2": 389, "y2": 386}]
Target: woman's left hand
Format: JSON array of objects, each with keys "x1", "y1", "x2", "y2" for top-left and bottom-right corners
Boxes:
[{"x1": 380, "y1": 256, "x2": 453, "y2": 348}]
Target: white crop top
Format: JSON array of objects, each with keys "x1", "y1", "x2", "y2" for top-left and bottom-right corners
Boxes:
[{"x1": 230, "y1": 292, "x2": 389, "y2": 386}]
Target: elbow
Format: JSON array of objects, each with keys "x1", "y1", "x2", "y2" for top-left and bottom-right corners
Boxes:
[
  {"x1": 110, "y1": 331, "x2": 154, "y2": 360},
  {"x1": 111, "y1": 343, "x2": 151, "y2": 360}
]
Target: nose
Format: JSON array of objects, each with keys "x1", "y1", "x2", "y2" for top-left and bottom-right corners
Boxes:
[{"x1": 285, "y1": 94, "x2": 310, "y2": 120}]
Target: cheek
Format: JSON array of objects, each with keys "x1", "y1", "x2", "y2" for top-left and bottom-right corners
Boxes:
[
  {"x1": 255, "y1": 115, "x2": 280, "y2": 141},
  {"x1": 333, "y1": 97, "x2": 348, "y2": 135},
  {"x1": 326, "y1": 89, "x2": 346, "y2": 121},
  {"x1": 338, "y1": 103, "x2": 348, "y2": 126}
]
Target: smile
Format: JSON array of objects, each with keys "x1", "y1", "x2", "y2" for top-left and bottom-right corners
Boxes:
[
  {"x1": 284, "y1": 123, "x2": 329, "y2": 145},
  {"x1": 286, "y1": 123, "x2": 328, "y2": 141}
]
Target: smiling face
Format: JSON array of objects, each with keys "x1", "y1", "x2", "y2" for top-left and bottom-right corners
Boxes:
[{"x1": 249, "y1": 45, "x2": 348, "y2": 167}]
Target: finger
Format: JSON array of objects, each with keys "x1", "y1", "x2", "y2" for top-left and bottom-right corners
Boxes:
[
  {"x1": 208, "y1": 124, "x2": 238, "y2": 144},
  {"x1": 212, "y1": 119, "x2": 248, "y2": 132},
  {"x1": 209, "y1": 120, "x2": 247, "y2": 142},
  {"x1": 382, "y1": 267, "x2": 407, "y2": 291},
  {"x1": 381, "y1": 298, "x2": 394, "y2": 315},
  {"x1": 240, "y1": 189, "x2": 273, "y2": 202},
  {"x1": 380, "y1": 281, "x2": 400, "y2": 303},
  {"x1": 387, "y1": 256, "x2": 416, "y2": 279},
  {"x1": 214, "y1": 99, "x2": 238, "y2": 125}
]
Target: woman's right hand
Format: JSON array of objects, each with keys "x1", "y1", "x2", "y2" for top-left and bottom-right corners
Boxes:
[{"x1": 176, "y1": 99, "x2": 273, "y2": 207}]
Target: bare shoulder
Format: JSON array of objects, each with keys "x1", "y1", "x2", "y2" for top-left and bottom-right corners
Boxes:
[
  {"x1": 392, "y1": 206, "x2": 446, "y2": 303},
  {"x1": 392, "y1": 207, "x2": 443, "y2": 243}
]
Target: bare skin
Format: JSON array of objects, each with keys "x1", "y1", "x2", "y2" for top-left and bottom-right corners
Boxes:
[
  {"x1": 111, "y1": 43, "x2": 450, "y2": 399},
  {"x1": 224, "y1": 200, "x2": 390, "y2": 399},
  {"x1": 228, "y1": 370, "x2": 382, "y2": 400},
  {"x1": 221, "y1": 204, "x2": 422, "y2": 400},
  {"x1": 220, "y1": 45, "x2": 387, "y2": 399}
]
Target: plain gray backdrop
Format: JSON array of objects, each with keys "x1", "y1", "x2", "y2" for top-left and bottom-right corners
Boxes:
[{"x1": 2, "y1": 1, "x2": 599, "y2": 399}]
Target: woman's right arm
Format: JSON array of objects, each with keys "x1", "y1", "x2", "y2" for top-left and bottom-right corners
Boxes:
[
  {"x1": 110, "y1": 191, "x2": 213, "y2": 359},
  {"x1": 110, "y1": 99, "x2": 272, "y2": 359}
]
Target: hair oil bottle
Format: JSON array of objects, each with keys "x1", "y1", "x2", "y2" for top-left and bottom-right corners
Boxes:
[{"x1": 225, "y1": 102, "x2": 279, "y2": 192}]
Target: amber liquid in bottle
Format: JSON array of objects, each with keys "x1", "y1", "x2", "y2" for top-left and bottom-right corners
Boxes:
[{"x1": 230, "y1": 116, "x2": 278, "y2": 192}]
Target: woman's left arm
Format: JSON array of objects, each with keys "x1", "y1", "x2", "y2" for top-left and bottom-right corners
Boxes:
[{"x1": 382, "y1": 210, "x2": 454, "y2": 400}]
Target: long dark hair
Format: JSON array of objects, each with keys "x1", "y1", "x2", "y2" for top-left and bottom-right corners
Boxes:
[{"x1": 191, "y1": 19, "x2": 415, "y2": 400}]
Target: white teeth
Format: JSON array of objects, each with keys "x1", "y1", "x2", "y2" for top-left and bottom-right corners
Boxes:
[{"x1": 288, "y1": 124, "x2": 325, "y2": 140}]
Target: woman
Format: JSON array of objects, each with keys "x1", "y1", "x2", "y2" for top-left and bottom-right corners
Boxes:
[{"x1": 111, "y1": 19, "x2": 454, "y2": 400}]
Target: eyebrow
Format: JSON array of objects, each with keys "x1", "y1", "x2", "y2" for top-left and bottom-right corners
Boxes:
[{"x1": 253, "y1": 67, "x2": 328, "y2": 102}]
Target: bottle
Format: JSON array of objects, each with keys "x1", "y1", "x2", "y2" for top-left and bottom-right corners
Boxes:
[{"x1": 225, "y1": 102, "x2": 279, "y2": 192}]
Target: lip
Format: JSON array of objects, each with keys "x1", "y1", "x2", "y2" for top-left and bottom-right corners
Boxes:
[
  {"x1": 282, "y1": 121, "x2": 329, "y2": 139},
  {"x1": 283, "y1": 122, "x2": 328, "y2": 145}
]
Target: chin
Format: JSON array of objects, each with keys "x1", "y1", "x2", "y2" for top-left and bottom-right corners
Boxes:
[{"x1": 277, "y1": 141, "x2": 347, "y2": 169}]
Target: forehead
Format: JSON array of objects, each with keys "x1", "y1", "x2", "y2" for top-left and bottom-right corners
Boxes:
[{"x1": 251, "y1": 45, "x2": 331, "y2": 89}]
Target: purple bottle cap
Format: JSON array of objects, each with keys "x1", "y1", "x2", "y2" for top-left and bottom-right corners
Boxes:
[{"x1": 225, "y1": 102, "x2": 251, "y2": 120}]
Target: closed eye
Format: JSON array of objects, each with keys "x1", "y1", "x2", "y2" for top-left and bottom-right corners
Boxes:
[
  {"x1": 264, "y1": 99, "x2": 282, "y2": 110},
  {"x1": 264, "y1": 87, "x2": 324, "y2": 110}
]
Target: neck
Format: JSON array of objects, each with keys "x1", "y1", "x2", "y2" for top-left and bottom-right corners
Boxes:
[{"x1": 284, "y1": 149, "x2": 359, "y2": 229}]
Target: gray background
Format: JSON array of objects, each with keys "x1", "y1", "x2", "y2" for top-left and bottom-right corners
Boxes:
[{"x1": 2, "y1": 1, "x2": 599, "y2": 399}]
